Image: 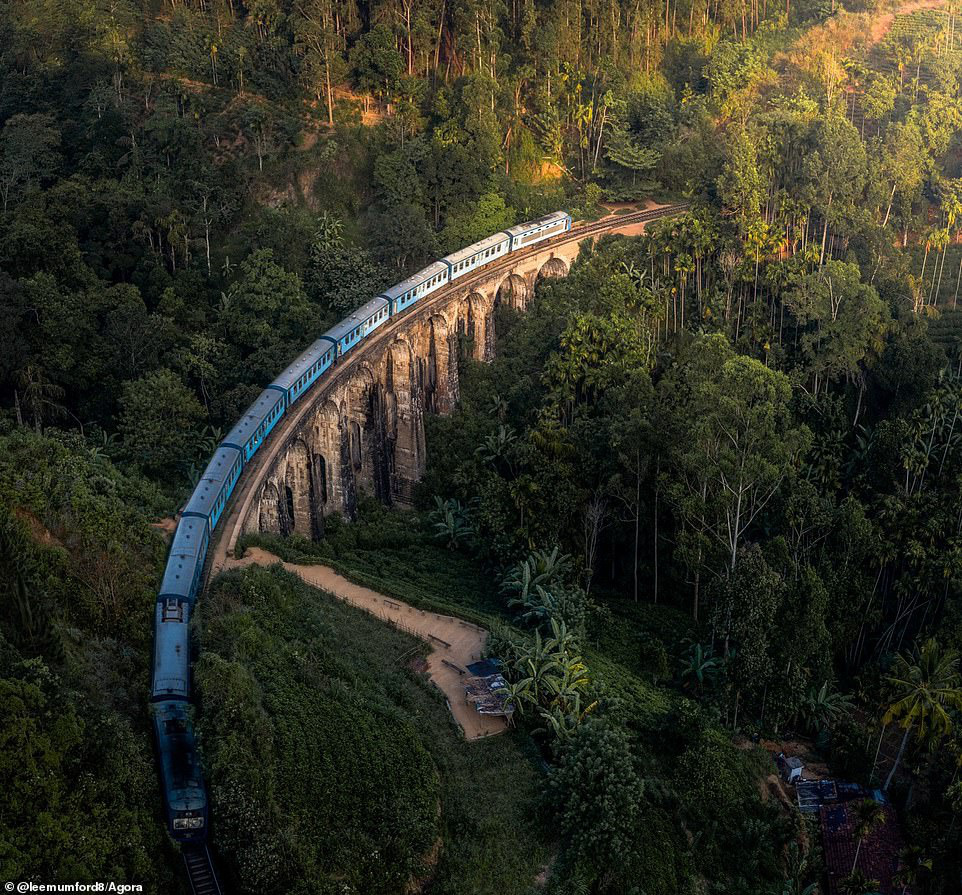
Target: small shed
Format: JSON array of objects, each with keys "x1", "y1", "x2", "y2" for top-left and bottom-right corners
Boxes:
[
  {"x1": 463, "y1": 659, "x2": 515, "y2": 721},
  {"x1": 777, "y1": 753, "x2": 804, "y2": 783}
]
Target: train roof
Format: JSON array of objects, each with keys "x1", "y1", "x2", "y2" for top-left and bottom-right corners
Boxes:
[
  {"x1": 380, "y1": 261, "x2": 449, "y2": 300},
  {"x1": 505, "y1": 210, "x2": 569, "y2": 237},
  {"x1": 152, "y1": 599, "x2": 190, "y2": 700},
  {"x1": 154, "y1": 702, "x2": 206, "y2": 808},
  {"x1": 222, "y1": 388, "x2": 285, "y2": 450},
  {"x1": 159, "y1": 516, "x2": 207, "y2": 598},
  {"x1": 183, "y1": 445, "x2": 240, "y2": 518},
  {"x1": 443, "y1": 231, "x2": 510, "y2": 267},
  {"x1": 322, "y1": 296, "x2": 390, "y2": 341},
  {"x1": 270, "y1": 338, "x2": 334, "y2": 392}
]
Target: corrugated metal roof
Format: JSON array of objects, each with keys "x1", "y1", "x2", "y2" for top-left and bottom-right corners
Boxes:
[
  {"x1": 159, "y1": 516, "x2": 207, "y2": 598},
  {"x1": 270, "y1": 338, "x2": 334, "y2": 391},
  {"x1": 505, "y1": 210, "x2": 569, "y2": 238},
  {"x1": 183, "y1": 446, "x2": 239, "y2": 517},
  {"x1": 443, "y1": 232, "x2": 510, "y2": 266}
]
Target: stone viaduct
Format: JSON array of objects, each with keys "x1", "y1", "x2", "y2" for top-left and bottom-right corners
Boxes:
[{"x1": 219, "y1": 205, "x2": 686, "y2": 553}]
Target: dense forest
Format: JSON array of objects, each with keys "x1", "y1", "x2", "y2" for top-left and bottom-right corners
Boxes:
[{"x1": 5, "y1": 0, "x2": 962, "y2": 892}]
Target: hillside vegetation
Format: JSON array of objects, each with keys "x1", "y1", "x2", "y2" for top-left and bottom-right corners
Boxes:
[
  {"x1": 195, "y1": 563, "x2": 550, "y2": 895},
  {"x1": 5, "y1": 0, "x2": 962, "y2": 892}
]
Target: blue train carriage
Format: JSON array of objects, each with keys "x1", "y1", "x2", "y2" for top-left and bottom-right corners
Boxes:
[
  {"x1": 323, "y1": 296, "x2": 391, "y2": 357},
  {"x1": 221, "y1": 388, "x2": 286, "y2": 464},
  {"x1": 270, "y1": 337, "x2": 337, "y2": 409},
  {"x1": 153, "y1": 700, "x2": 208, "y2": 841},
  {"x1": 152, "y1": 597, "x2": 191, "y2": 701},
  {"x1": 380, "y1": 261, "x2": 449, "y2": 315},
  {"x1": 159, "y1": 515, "x2": 210, "y2": 606},
  {"x1": 505, "y1": 210, "x2": 572, "y2": 251},
  {"x1": 183, "y1": 445, "x2": 243, "y2": 534},
  {"x1": 443, "y1": 232, "x2": 510, "y2": 281}
]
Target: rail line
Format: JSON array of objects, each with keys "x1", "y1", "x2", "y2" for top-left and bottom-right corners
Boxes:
[
  {"x1": 183, "y1": 845, "x2": 223, "y2": 895},
  {"x1": 185, "y1": 201, "x2": 688, "y2": 893},
  {"x1": 207, "y1": 202, "x2": 688, "y2": 577}
]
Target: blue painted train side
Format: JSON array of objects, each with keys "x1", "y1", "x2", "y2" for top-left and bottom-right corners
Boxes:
[
  {"x1": 222, "y1": 389, "x2": 287, "y2": 463},
  {"x1": 151, "y1": 210, "x2": 574, "y2": 844},
  {"x1": 183, "y1": 446, "x2": 243, "y2": 534},
  {"x1": 270, "y1": 338, "x2": 338, "y2": 407}
]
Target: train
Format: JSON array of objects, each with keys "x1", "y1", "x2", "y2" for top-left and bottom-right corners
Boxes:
[{"x1": 150, "y1": 210, "x2": 572, "y2": 842}]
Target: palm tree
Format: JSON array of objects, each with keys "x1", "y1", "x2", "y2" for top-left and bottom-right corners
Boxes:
[
  {"x1": 778, "y1": 841, "x2": 818, "y2": 895},
  {"x1": 498, "y1": 678, "x2": 534, "y2": 717},
  {"x1": 882, "y1": 638, "x2": 962, "y2": 792},
  {"x1": 476, "y1": 424, "x2": 518, "y2": 472},
  {"x1": 839, "y1": 869, "x2": 880, "y2": 895},
  {"x1": 16, "y1": 365, "x2": 68, "y2": 432},
  {"x1": 800, "y1": 681, "x2": 853, "y2": 735},
  {"x1": 500, "y1": 547, "x2": 573, "y2": 602},
  {"x1": 428, "y1": 496, "x2": 472, "y2": 549},
  {"x1": 850, "y1": 797, "x2": 886, "y2": 873},
  {"x1": 508, "y1": 583, "x2": 557, "y2": 626},
  {"x1": 679, "y1": 642, "x2": 722, "y2": 696},
  {"x1": 892, "y1": 844, "x2": 932, "y2": 895}
]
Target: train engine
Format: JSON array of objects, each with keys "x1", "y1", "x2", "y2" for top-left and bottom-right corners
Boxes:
[{"x1": 152, "y1": 596, "x2": 208, "y2": 842}]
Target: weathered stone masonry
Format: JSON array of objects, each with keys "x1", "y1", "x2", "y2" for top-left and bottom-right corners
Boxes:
[{"x1": 245, "y1": 241, "x2": 580, "y2": 539}]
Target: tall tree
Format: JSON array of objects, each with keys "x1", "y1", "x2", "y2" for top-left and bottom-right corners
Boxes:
[{"x1": 882, "y1": 638, "x2": 962, "y2": 792}]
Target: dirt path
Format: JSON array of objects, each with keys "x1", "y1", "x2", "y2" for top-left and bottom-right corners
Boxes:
[{"x1": 224, "y1": 546, "x2": 509, "y2": 741}]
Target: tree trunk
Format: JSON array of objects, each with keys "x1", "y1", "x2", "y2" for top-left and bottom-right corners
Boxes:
[
  {"x1": 883, "y1": 721, "x2": 913, "y2": 792},
  {"x1": 325, "y1": 54, "x2": 334, "y2": 126}
]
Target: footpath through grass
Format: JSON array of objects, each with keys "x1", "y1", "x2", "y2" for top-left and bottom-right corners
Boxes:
[
  {"x1": 198, "y1": 562, "x2": 551, "y2": 895},
  {"x1": 237, "y1": 502, "x2": 511, "y2": 625}
]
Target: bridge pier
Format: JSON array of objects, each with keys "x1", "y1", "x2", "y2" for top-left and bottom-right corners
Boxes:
[{"x1": 236, "y1": 209, "x2": 679, "y2": 539}]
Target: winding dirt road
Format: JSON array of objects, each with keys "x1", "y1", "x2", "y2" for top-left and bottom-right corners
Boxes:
[{"x1": 224, "y1": 546, "x2": 509, "y2": 740}]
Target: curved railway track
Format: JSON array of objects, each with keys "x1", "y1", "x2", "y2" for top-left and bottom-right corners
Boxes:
[
  {"x1": 181, "y1": 201, "x2": 688, "y2": 894},
  {"x1": 208, "y1": 202, "x2": 688, "y2": 576}
]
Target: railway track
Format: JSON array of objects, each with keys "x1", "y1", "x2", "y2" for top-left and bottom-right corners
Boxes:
[
  {"x1": 186, "y1": 200, "x2": 688, "y2": 894},
  {"x1": 183, "y1": 845, "x2": 224, "y2": 895},
  {"x1": 208, "y1": 200, "x2": 688, "y2": 576}
]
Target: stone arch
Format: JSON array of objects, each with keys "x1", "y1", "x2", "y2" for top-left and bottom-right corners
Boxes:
[
  {"x1": 456, "y1": 296, "x2": 473, "y2": 340},
  {"x1": 336, "y1": 365, "x2": 376, "y2": 519},
  {"x1": 537, "y1": 256, "x2": 569, "y2": 282},
  {"x1": 496, "y1": 273, "x2": 527, "y2": 310},
  {"x1": 348, "y1": 420, "x2": 363, "y2": 471},
  {"x1": 282, "y1": 485, "x2": 295, "y2": 536},
  {"x1": 385, "y1": 336, "x2": 423, "y2": 505},
  {"x1": 314, "y1": 453, "x2": 328, "y2": 505},
  {"x1": 343, "y1": 365, "x2": 376, "y2": 470},
  {"x1": 470, "y1": 291, "x2": 495, "y2": 361},
  {"x1": 455, "y1": 291, "x2": 488, "y2": 359},
  {"x1": 387, "y1": 337, "x2": 415, "y2": 393}
]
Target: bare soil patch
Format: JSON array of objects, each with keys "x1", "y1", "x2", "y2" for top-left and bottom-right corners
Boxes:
[
  {"x1": 224, "y1": 546, "x2": 509, "y2": 741},
  {"x1": 869, "y1": 0, "x2": 948, "y2": 46}
]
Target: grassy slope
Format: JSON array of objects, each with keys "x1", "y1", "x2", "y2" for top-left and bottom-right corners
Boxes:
[
  {"x1": 197, "y1": 563, "x2": 551, "y2": 895},
  {"x1": 232, "y1": 507, "x2": 792, "y2": 892}
]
